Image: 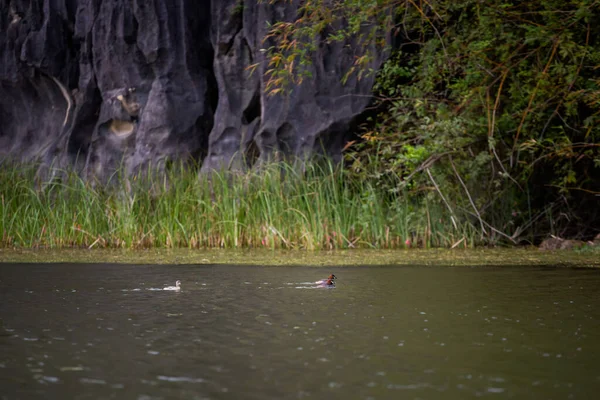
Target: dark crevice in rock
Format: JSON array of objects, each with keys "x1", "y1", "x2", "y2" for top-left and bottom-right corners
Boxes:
[
  {"x1": 67, "y1": 86, "x2": 102, "y2": 162},
  {"x1": 244, "y1": 136, "x2": 260, "y2": 169},
  {"x1": 256, "y1": 129, "x2": 276, "y2": 158},
  {"x1": 312, "y1": 121, "x2": 349, "y2": 162},
  {"x1": 276, "y1": 123, "x2": 296, "y2": 157},
  {"x1": 242, "y1": 85, "x2": 260, "y2": 125},
  {"x1": 218, "y1": 27, "x2": 242, "y2": 58}
]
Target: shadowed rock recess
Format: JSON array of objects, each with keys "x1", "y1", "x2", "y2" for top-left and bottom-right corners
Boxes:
[{"x1": 0, "y1": 0, "x2": 385, "y2": 179}]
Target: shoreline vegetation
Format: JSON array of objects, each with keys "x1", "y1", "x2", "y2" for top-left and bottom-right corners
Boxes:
[
  {"x1": 1, "y1": 248, "x2": 599, "y2": 267},
  {"x1": 260, "y1": 0, "x2": 600, "y2": 244},
  {"x1": 1, "y1": 160, "x2": 598, "y2": 252},
  {"x1": 1, "y1": 160, "x2": 478, "y2": 250}
]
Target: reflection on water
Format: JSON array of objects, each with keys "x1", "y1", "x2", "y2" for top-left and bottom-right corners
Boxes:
[{"x1": 1, "y1": 264, "x2": 600, "y2": 399}]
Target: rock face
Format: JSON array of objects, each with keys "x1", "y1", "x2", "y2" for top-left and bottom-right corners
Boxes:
[
  {"x1": 1, "y1": 0, "x2": 215, "y2": 178},
  {"x1": 0, "y1": 0, "x2": 384, "y2": 178}
]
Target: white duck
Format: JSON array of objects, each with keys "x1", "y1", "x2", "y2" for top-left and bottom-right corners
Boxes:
[{"x1": 164, "y1": 280, "x2": 181, "y2": 291}]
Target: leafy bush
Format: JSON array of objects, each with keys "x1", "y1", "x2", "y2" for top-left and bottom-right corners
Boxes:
[{"x1": 263, "y1": 0, "x2": 600, "y2": 241}]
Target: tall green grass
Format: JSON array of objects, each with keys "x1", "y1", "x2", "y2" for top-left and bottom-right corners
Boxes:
[{"x1": 0, "y1": 160, "x2": 496, "y2": 249}]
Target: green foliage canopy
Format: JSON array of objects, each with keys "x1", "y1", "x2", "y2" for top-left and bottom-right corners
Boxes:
[{"x1": 262, "y1": 0, "x2": 600, "y2": 239}]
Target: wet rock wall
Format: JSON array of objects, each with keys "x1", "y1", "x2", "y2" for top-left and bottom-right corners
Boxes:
[{"x1": 0, "y1": 0, "x2": 384, "y2": 178}]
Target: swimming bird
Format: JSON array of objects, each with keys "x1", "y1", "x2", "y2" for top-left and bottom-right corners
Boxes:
[
  {"x1": 164, "y1": 280, "x2": 181, "y2": 291},
  {"x1": 315, "y1": 274, "x2": 336, "y2": 287}
]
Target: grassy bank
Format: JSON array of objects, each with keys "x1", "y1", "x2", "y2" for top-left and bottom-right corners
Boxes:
[
  {"x1": 1, "y1": 161, "x2": 517, "y2": 250},
  {"x1": 1, "y1": 248, "x2": 599, "y2": 267}
]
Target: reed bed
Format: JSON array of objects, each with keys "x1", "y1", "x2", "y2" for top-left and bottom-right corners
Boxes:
[{"x1": 0, "y1": 161, "x2": 486, "y2": 249}]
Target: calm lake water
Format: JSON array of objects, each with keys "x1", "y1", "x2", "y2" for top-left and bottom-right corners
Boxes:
[{"x1": 1, "y1": 263, "x2": 599, "y2": 399}]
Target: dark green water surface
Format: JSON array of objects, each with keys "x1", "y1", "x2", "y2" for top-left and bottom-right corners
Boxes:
[{"x1": 1, "y1": 264, "x2": 599, "y2": 399}]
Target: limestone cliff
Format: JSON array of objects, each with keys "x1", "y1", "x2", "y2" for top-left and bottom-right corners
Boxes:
[{"x1": 0, "y1": 0, "x2": 384, "y2": 178}]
